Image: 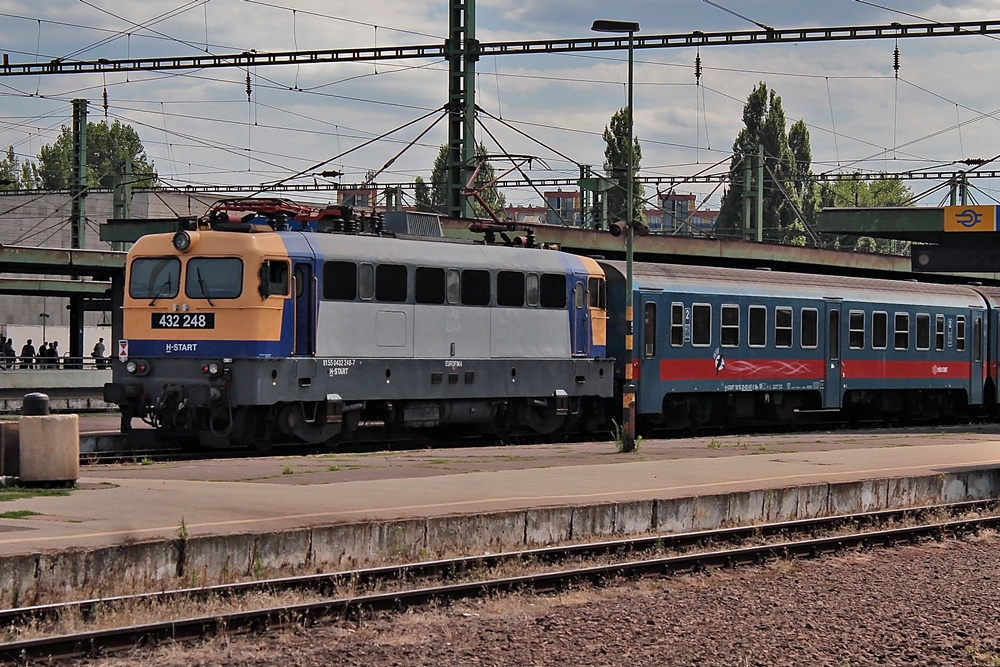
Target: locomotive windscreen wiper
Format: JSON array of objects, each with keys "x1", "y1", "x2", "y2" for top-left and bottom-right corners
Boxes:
[
  {"x1": 148, "y1": 277, "x2": 172, "y2": 306},
  {"x1": 196, "y1": 267, "x2": 215, "y2": 306}
]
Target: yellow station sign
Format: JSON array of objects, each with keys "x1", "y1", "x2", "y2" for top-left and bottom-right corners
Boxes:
[{"x1": 944, "y1": 205, "x2": 997, "y2": 232}]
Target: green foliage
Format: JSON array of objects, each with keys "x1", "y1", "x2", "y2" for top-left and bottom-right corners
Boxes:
[
  {"x1": 0, "y1": 509, "x2": 39, "y2": 519},
  {"x1": 281, "y1": 465, "x2": 294, "y2": 475},
  {"x1": 611, "y1": 419, "x2": 642, "y2": 453},
  {"x1": 36, "y1": 120, "x2": 156, "y2": 189},
  {"x1": 819, "y1": 173, "x2": 914, "y2": 254},
  {"x1": 602, "y1": 107, "x2": 644, "y2": 225},
  {"x1": 0, "y1": 486, "x2": 71, "y2": 502},
  {"x1": 427, "y1": 143, "x2": 506, "y2": 219},
  {"x1": 176, "y1": 517, "x2": 189, "y2": 541},
  {"x1": 716, "y1": 83, "x2": 810, "y2": 245},
  {"x1": 0, "y1": 146, "x2": 39, "y2": 190},
  {"x1": 413, "y1": 175, "x2": 434, "y2": 212}
]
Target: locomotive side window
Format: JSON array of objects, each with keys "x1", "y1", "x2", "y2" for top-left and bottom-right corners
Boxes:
[
  {"x1": 934, "y1": 314, "x2": 945, "y2": 351},
  {"x1": 872, "y1": 312, "x2": 888, "y2": 350},
  {"x1": 259, "y1": 259, "x2": 289, "y2": 298},
  {"x1": 670, "y1": 303, "x2": 683, "y2": 347},
  {"x1": 415, "y1": 267, "x2": 445, "y2": 304},
  {"x1": 446, "y1": 269, "x2": 461, "y2": 305},
  {"x1": 894, "y1": 313, "x2": 909, "y2": 350},
  {"x1": 129, "y1": 257, "x2": 180, "y2": 299},
  {"x1": 359, "y1": 263, "x2": 375, "y2": 301},
  {"x1": 692, "y1": 304, "x2": 711, "y2": 346},
  {"x1": 526, "y1": 273, "x2": 540, "y2": 306},
  {"x1": 588, "y1": 277, "x2": 606, "y2": 309},
  {"x1": 462, "y1": 269, "x2": 490, "y2": 306},
  {"x1": 644, "y1": 302, "x2": 656, "y2": 358},
  {"x1": 497, "y1": 271, "x2": 525, "y2": 307},
  {"x1": 801, "y1": 308, "x2": 818, "y2": 348},
  {"x1": 916, "y1": 313, "x2": 930, "y2": 350},
  {"x1": 848, "y1": 310, "x2": 865, "y2": 349},
  {"x1": 323, "y1": 261, "x2": 356, "y2": 300},
  {"x1": 775, "y1": 307, "x2": 792, "y2": 348},
  {"x1": 539, "y1": 274, "x2": 566, "y2": 308},
  {"x1": 376, "y1": 264, "x2": 407, "y2": 302},
  {"x1": 748, "y1": 305, "x2": 766, "y2": 348},
  {"x1": 721, "y1": 304, "x2": 739, "y2": 347},
  {"x1": 956, "y1": 316, "x2": 966, "y2": 352},
  {"x1": 574, "y1": 282, "x2": 585, "y2": 309},
  {"x1": 186, "y1": 257, "x2": 243, "y2": 299}
]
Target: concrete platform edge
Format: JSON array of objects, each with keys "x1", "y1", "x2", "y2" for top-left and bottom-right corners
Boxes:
[{"x1": 3, "y1": 468, "x2": 997, "y2": 606}]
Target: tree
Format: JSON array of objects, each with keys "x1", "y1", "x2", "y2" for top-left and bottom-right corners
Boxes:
[
  {"x1": 602, "y1": 107, "x2": 644, "y2": 224},
  {"x1": 0, "y1": 146, "x2": 40, "y2": 190},
  {"x1": 716, "y1": 83, "x2": 807, "y2": 244},
  {"x1": 819, "y1": 174, "x2": 914, "y2": 254},
  {"x1": 36, "y1": 120, "x2": 156, "y2": 189},
  {"x1": 427, "y1": 143, "x2": 506, "y2": 219},
  {"x1": 413, "y1": 176, "x2": 434, "y2": 213}
]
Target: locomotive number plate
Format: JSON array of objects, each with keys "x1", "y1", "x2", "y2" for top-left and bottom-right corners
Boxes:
[{"x1": 152, "y1": 313, "x2": 215, "y2": 329}]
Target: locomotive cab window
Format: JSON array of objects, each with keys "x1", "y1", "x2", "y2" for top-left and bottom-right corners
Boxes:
[
  {"x1": 748, "y1": 305, "x2": 766, "y2": 348},
  {"x1": 574, "y1": 282, "x2": 585, "y2": 309},
  {"x1": 526, "y1": 273, "x2": 540, "y2": 307},
  {"x1": 375, "y1": 263, "x2": 407, "y2": 302},
  {"x1": 670, "y1": 303, "x2": 684, "y2": 347},
  {"x1": 935, "y1": 314, "x2": 946, "y2": 351},
  {"x1": 415, "y1": 267, "x2": 445, "y2": 304},
  {"x1": 588, "y1": 277, "x2": 606, "y2": 309},
  {"x1": 129, "y1": 257, "x2": 180, "y2": 300},
  {"x1": 916, "y1": 313, "x2": 930, "y2": 350},
  {"x1": 446, "y1": 269, "x2": 461, "y2": 305},
  {"x1": 872, "y1": 312, "x2": 888, "y2": 350},
  {"x1": 497, "y1": 271, "x2": 525, "y2": 307},
  {"x1": 259, "y1": 259, "x2": 289, "y2": 298},
  {"x1": 462, "y1": 269, "x2": 490, "y2": 306},
  {"x1": 721, "y1": 304, "x2": 739, "y2": 347},
  {"x1": 775, "y1": 307, "x2": 792, "y2": 348},
  {"x1": 956, "y1": 316, "x2": 966, "y2": 352},
  {"x1": 692, "y1": 304, "x2": 711, "y2": 347},
  {"x1": 801, "y1": 308, "x2": 818, "y2": 348},
  {"x1": 894, "y1": 313, "x2": 909, "y2": 350},
  {"x1": 185, "y1": 257, "x2": 243, "y2": 299},
  {"x1": 848, "y1": 310, "x2": 865, "y2": 349},
  {"x1": 323, "y1": 261, "x2": 357, "y2": 301},
  {"x1": 358, "y1": 263, "x2": 375, "y2": 301}
]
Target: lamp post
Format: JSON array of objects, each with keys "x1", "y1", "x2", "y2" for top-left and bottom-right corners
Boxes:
[{"x1": 592, "y1": 19, "x2": 639, "y2": 452}]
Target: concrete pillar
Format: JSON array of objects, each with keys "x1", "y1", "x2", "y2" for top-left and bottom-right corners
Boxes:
[{"x1": 18, "y1": 415, "x2": 79, "y2": 484}]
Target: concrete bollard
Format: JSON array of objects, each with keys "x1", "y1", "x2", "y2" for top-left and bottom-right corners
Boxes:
[
  {"x1": 22, "y1": 392, "x2": 51, "y2": 416},
  {"x1": 18, "y1": 415, "x2": 79, "y2": 485}
]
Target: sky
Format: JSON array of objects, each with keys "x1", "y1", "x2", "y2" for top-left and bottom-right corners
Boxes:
[{"x1": 1, "y1": 0, "x2": 1000, "y2": 216}]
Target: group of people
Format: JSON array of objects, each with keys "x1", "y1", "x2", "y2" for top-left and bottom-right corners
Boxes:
[{"x1": 0, "y1": 337, "x2": 108, "y2": 369}]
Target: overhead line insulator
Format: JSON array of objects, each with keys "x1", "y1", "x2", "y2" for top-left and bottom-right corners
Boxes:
[{"x1": 893, "y1": 43, "x2": 900, "y2": 78}]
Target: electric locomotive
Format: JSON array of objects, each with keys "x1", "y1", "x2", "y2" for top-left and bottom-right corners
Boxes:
[{"x1": 104, "y1": 206, "x2": 615, "y2": 448}]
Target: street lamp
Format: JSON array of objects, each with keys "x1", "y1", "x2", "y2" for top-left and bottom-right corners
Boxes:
[{"x1": 592, "y1": 19, "x2": 639, "y2": 452}]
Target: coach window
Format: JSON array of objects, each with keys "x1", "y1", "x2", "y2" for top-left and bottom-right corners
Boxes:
[
  {"x1": 692, "y1": 304, "x2": 711, "y2": 346},
  {"x1": 917, "y1": 313, "x2": 931, "y2": 350},
  {"x1": 872, "y1": 312, "x2": 888, "y2": 350},
  {"x1": 322, "y1": 261, "x2": 356, "y2": 300},
  {"x1": 916, "y1": 313, "x2": 930, "y2": 350},
  {"x1": 848, "y1": 310, "x2": 865, "y2": 349},
  {"x1": 376, "y1": 264, "x2": 407, "y2": 302},
  {"x1": 956, "y1": 315, "x2": 966, "y2": 352},
  {"x1": 775, "y1": 307, "x2": 793, "y2": 348},
  {"x1": 748, "y1": 305, "x2": 766, "y2": 348},
  {"x1": 415, "y1": 267, "x2": 445, "y2": 304},
  {"x1": 129, "y1": 257, "x2": 180, "y2": 300},
  {"x1": 935, "y1": 314, "x2": 946, "y2": 351},
  {"x1": 358, "y1": 262, "x2": 375, "y2": 301},
  {"x1": 670, "y1": 303, "x2": 684, "y2": 346},
  {"x1": 497, "y1": 271, "x2": 525, "y2": 307},
  {"x1": 186, "y1": 257, "x2": 243, "y2": 299},
  {"x1": 894, "y1": 313, "x2": 909, "y2": 350},
  {"x1": 446, "y1": 269, "x2": 461, "y2": 305},
  {"x1": 801, "y1": 308, "x2": 818, "y2": 348},
  {"x1": 721, "y1": 304, "x2": 740, "y2": 347},
  {"x1": 540, "y1": 274, "x2": 566, "y2": 308},
  {"x1": 644, "y1": 302, "x2": 656, "y2": 358},
  {"x1": 526, "y1": 273, "x2": 540, "y2": 306}
]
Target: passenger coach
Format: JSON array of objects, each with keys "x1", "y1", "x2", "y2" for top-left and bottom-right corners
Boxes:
[{"x1": 600, "y1": 262, "x2": 988, "y2": 429}]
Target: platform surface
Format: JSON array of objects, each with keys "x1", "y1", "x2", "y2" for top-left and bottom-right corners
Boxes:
[{"x1": 2, "y1": 425, "x2": 1000, "y2": 556}]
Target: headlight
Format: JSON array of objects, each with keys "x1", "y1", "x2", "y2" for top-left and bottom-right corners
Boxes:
[
  {"x1": 125, "y1": 359, "x2": 150, "y2": 376},
  {"x1": 126, "y1": 360, "x2": 138, "y2": 374},
  {"x1": 172, "y1": 230, "x2": 199, "y2": 252},
  {"x1": 201, "y1": 361, "x2": 223, "y2": 377}
]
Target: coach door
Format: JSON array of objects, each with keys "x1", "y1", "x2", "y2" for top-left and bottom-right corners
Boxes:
[
  {"x1": 293, "y1": 262, "x2": 316, "y2": 356},
  {"x1": 824, "y1": 304, "x2": 842, "y2": 407},
  {"x1": 971, "y1": 313, "x2": 984, "y2": 404}
]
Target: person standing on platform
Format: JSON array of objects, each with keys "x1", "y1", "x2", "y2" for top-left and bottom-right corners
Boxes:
[
  {"x1": 20, "y1": 339, "x2": 35, "y2": 369},
  {"x1": 49, "y1": 341, "x2": 60, "y2": 368},
  {"x1": 37, "y1": 342, "x2": 48, "y2": 368},
  {"x1": 93, "y1": 337, "x2": 107, "y2": 369},
  {"x1": 2, "y1": 338, "x2": 13, "y2": 369}
]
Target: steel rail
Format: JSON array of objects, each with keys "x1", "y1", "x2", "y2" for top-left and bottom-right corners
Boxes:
[{"x1": 1, "y1": 500, "x2": 997, "y2": 662}]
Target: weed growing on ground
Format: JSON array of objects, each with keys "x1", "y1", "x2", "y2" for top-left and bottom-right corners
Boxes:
[
  {"x1": 0, "y1": 509, "x2": 39, "y2": 519},
  {"x1": 176, "y1": 517, "x2": 189, "y2": 541},
  {"x1": 707, "y1": 438, "x2": 722, "y2": 449},
  {"x1": 0, "y1": 486, "x2": 70, "y2": 502},
  {"x1": 281, "y1": 465, "x2": 293, "y2": 475},
  {"x1": 327, "y1": 465, "x2": 341, "y2": 472}
]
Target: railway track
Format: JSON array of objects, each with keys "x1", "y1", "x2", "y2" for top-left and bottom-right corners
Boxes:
[{"x1": 2, "y1": 499, "x2": 998, "y2": 663}]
